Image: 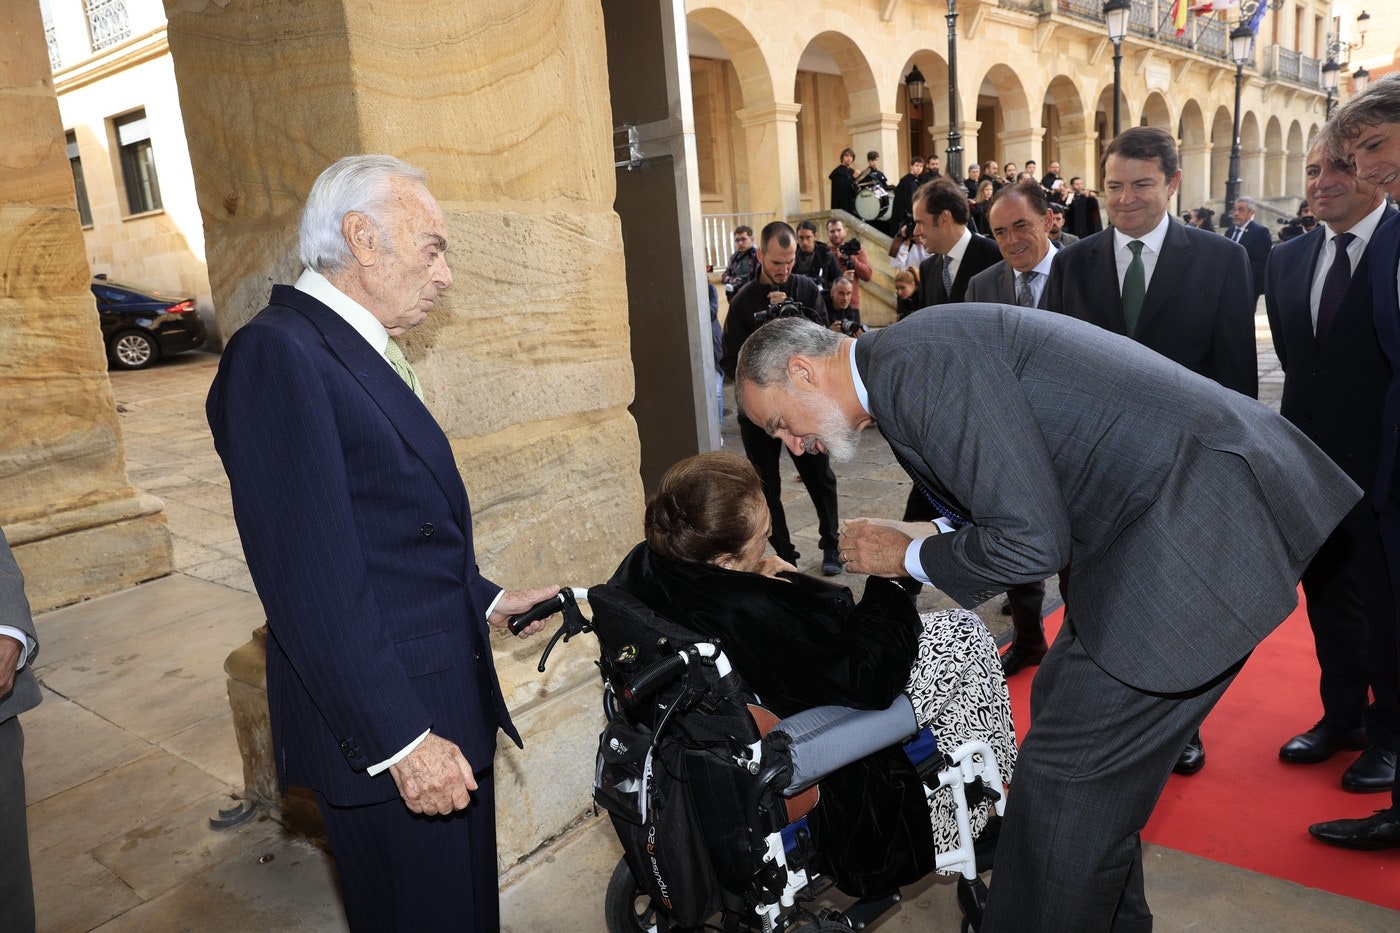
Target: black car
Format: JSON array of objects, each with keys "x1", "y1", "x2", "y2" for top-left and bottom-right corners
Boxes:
[{"x1": 93, "y1": 275, "x2": 208, "y2": 370}]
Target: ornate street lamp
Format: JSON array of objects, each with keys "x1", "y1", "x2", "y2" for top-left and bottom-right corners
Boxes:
[
  {"x1": 905, "y1": 64, "x2": 926, "y2": 112},
  {"x1": 1354, "y1": 67, "x2": 1371, "y2": 94},
  {"x1": 1224, "y1": 23, "x2": 1256, "y2": 222},
  {"x1": 945, "y1": 1, "x2": 963, "y2": 179},
  {"x1": 1104, "y1": 0, "x2": 1131, "y2": 138},
  {"x1": 1322, "y1": 57, "x2": 1340, "y2": 116}
]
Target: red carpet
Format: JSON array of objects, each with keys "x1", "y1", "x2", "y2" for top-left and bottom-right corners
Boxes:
[{"x1": 1004, "y1": 596, "x2": 1400, "y2": 910}]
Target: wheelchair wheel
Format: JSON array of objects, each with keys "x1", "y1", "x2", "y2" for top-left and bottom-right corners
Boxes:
[{"x1": 604, "y1": 859, "x2": 660, "y2": 933}]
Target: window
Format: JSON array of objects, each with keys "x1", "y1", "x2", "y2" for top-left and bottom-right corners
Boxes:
[
  {"x1": 41, "y1": 0, "x2": 60, "y2": 71},
  {"x1": 115, "y1": 111, "x2": 162, "y2": 214},
  {"x1": 67, "y1": 132, "x2": 93, "y2": 226},
  {"x1": 85, "y1": 0, "x2": 131, "y2": 52}
]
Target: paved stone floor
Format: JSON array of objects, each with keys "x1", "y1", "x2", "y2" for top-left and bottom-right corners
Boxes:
[{"x1": 20, "y1": 313, "x2": 1399, "y2": 930}]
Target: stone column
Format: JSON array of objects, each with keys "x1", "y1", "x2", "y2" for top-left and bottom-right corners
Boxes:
[
  {"x1": 164, "y1": 0, "x2": 644, "y2": 872},
  {"x1": 735, "y1": 101, "x2": 802, "y2": 217},
  {"x1": 1285, "y1": 148, "x2": 1307, "y2": 203},
  {"x1": 1057, "y1": 131, "x2": 1101, "y2": 188},
  {"x1": 0, "y1": 2, "x2": 172, "y2": 609},
  {"x1": 1242, "y1": 146, "x2": 1266, "y2": 200},
  {"x1": 846, "y1": 111, "x2": 903, "y2": 175},
  {"x1": 1000, "y1": 127, "x2": 1046, "y2": 174},
  {"x1": 1179, "y1": 142, "x2": 1213, "y2": 214},
  {"x1": 1264, "y1": 146, "x2": 1286, "y2": 198}
]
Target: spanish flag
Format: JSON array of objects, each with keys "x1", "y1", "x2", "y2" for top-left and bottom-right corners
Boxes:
[{"x1": 1170, "y1": 0, "x2": 1189, "y2": 36}]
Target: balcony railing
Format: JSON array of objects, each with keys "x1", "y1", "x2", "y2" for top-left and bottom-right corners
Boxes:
[
  {"x1": 85, "y1": 0, "x2": 131, "y2": 52},
  {"x1": 45, "y1": 18, "x2": 60, "y2": 71}
]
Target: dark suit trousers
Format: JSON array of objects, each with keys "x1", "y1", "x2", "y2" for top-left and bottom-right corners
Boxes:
[
  {"x1": 738, "y1": 415, "x2": 839, "y2": 553},
  {"x1": 316, "y1": 769, "x2": 498, "y2": 931},
  {"x1": 1378, "y1": 516, "x2": 1400, "y2": 812},
  {"x1": 1301, "y1": 513, "x2": 1398, "y2": 746},
  {"x1": 903, "y1": 488, "x2": 1046, "y2": 638},
  {"x1": 0, "y1": 717, "x2": 34, "y2": 933},
  {"x1": 980, "y1": 620, "x2": 1241, "y2": 933}
]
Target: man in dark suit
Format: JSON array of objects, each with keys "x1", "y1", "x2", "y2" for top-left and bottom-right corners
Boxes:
[
  {"x1": 0, "y1": 528, "x2": 39, "y2": 932},
  {"x1": 914, "y1": 176, "x2": 1002, "y2": 308},
  {"x1": 1265, "y1": 138, "x2": 1398, "y2": 795},
  {"x1": 1046, "y1": 127, "x2": 1258, "y2": 775},
  {"x1": 1310, "y1": 71, "x2": 1400, "y2": 850},
  {"x1": 1061, "y1": 176, "x2": 1103, "y2": 237},
  {"x1": 207, "y1": 155, "x2": 559, "y2": 930},
  {"x1": 1226, "y1": 196, "x2": 1274, "y2": 298},
  {"x1": 966, "y1": 180, "x2": 1060, "y2": 675},
  {"x1": 736, "y1": 312, "x2": 1357, "y2": 932},
  {"x1": 891, "y1": 154, "x2": 925, "y2": 231}
]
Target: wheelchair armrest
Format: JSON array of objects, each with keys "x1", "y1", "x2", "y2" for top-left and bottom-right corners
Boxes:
[{"x1": 766, "y1": 694, "x2": 918, "y2": 795}]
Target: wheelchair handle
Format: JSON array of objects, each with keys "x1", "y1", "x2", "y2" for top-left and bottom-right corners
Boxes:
[
  {"x1": 507, "y1": 587, "x2": 588, "y2": 635},
  {"x1": 622, "y1": 643, "x2": 724, "y2": 704}
]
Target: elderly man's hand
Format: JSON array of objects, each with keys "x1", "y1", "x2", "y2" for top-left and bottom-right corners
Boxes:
[
  {"x1": 389, "y1": 732, "x2": 477, "y2": 815},
  {"x1": 487, "y1": 585, "x2": 562, "y2": 638},
  {"x1": 0, "y1": 635, "x2": 20, "y2": 699},
  {"x1": 838, "y1": 518, "x2": 931, "y2": 577}
]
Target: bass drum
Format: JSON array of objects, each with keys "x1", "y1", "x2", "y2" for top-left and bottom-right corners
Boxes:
[{"x1": 854, "y1": 184, "x2": 892, "y2": 221}]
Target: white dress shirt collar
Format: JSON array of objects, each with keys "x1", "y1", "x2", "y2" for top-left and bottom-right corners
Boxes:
[
  {"x1": 1326, "y1": 198, "x2": 1389, "y2": 248},
  {"x1": 848, "y1": 339, "x2": 871, "y2": 418},
  {"x1": 1112, "y1": 212, "x2": 1171, "y2": 255},
  {"x1": 294, "y1": 268, "x2": 390, "y2": 354}
]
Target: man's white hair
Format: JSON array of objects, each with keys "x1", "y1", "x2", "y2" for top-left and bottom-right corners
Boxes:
[{"x1": 298, "y1": 155, "x2": 428, "y2": 273}]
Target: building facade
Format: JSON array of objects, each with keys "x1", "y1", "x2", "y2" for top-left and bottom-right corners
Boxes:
[{"x1": 688, "y1": 0, "x2": 1347, "y2": 248}]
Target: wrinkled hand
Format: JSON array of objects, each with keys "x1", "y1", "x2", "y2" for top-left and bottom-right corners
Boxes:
[
  {"x1": 0, "y1": 636, "x2": 19, "y2": 699},
  {"x1": 389, "y1": 732, "x2": 477, "y2": 815},
  {"x1": 837, "y1": 518, "x2": 926, "y2": 578},
  {"x1": 487, "y1": 585, "x2": 562, "y2": 638}
]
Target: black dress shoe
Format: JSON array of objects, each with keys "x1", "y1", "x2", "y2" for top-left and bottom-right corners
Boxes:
[
  {"x1": 998, "y1": 597, "x2": 1013, "y2": 616},
  {"x1": 1279, "y1": 721, "x2": 1369, "y2": 764},
  {"x1": 822, "y1": 548, "x2": 843, "y2": 576},
  {"x1": 1000, "y1": 643, "x2": 1047, "y2": 677},
  {"x1": 1174, "y1": 732, "x2": 1205, "y2": 775},
  {"x1": 1309, "y1": 808, "x2": 1400, "y2": 850},
  {"x1": 1342, "y1": 746, "x2": 1397, "y2": 793}
]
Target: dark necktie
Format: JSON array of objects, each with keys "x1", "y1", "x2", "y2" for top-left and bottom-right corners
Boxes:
[
  {"x1": 880, "y1": 429, "x2": 971, "y2": 528},
  {"x1": 940, "y1": 254, "x2": 954, "y2": 295},
  {"x1": 1121, "y1": 240, "x2": 1146, "y2": 337},
  {"x1": 1017, "y1": 270, "x2": 1040, "y2": 307},
  {"x1": 1233, "y1": 226, "x2": 1244, "y2": 243},
  {"x1": 1316, "y1": 231, "x2": 1356, "y2": 343}
]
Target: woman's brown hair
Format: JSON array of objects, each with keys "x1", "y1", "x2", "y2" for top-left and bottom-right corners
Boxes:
[{"x1": 645, "y1": 451, "x2": 763, "y2": 565}]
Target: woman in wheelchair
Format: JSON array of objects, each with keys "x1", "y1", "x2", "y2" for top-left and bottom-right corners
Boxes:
[{"x1": 611, "y1": 450, "x2": 1017, "y2": 889}]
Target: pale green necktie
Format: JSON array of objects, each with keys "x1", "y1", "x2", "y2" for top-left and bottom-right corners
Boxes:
[{"x1": 383, "y1": 339, "x2": 424, "y2": 401}]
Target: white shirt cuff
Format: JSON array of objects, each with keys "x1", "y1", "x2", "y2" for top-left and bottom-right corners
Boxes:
[
  {"x1": 486, "y1": 590, "x2": 503, "y2": 622},
  {"x1": 902, "y1": 520, "x2": 956, "y2": 586},
  {"x1": 0, "y1": 626, "x2": 32, "y2": 669},
  {"x1": 367, "y1": 729, "x2": 431, "y2": 776}
]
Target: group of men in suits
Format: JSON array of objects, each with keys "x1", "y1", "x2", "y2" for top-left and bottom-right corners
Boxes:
[
  {"x1": 207, "y1": 155, "x2": 561, "y2": 929},
  {"x1": 1304, "y1": 72, "x2": 1400, "y2": 850}
]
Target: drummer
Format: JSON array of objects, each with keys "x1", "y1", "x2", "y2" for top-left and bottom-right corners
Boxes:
[
  {"x1": 826, "y1": 217, "x2": 874, "y2": 320},
  {"x1": 855, "y1": 151, "x2": 898, "y2": 236},
  {"x1": 855, "y1": 150, "x2": 890, "y2": 192}
]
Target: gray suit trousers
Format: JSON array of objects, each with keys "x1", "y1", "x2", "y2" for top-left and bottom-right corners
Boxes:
[
  {"x1": 0, "y1": 716, "x2": 34, "y2": 932},
  {"x1": 981, "y1": 620, "x2": 1241, "y2": 932}
]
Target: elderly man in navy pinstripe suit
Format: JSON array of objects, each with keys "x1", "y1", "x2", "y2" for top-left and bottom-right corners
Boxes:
[{"x1": 208, "y1": 155, "x2": 558, "y2": 930}]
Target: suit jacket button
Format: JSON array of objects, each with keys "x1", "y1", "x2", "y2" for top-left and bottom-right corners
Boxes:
[
  {"x1": 474, "y1": 650, "x2": 483, "y2": 662},
  {"x1": 420, "y1": 523, "x2": 434, "y2": 537}
]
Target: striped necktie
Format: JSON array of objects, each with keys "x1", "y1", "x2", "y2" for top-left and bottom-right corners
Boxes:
[
  {"x1": 384, "y1": 340, "x2": 424, "y2": 401},
  {"x1": 1017, "y1": 271, "x2": 1040, "y2": 307},
  {"x1": 940, "y1": 254, "x2": 954, "y2": 295}
]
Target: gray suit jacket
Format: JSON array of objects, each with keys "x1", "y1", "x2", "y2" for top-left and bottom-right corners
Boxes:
[
  {"x1": 966, "y1": 258, "x2": 1052, "y2": 309},
  {"x1": 0, "y1": 528, "x2": 40, "y2": 722},
  {"x1": 854, "y1": 304, "x2": 1359, "y2": 693}
]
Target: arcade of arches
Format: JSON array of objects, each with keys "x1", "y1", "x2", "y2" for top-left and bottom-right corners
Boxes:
[{"x1": 687, "y1": 0, "x2": 1328, "y2": 223}]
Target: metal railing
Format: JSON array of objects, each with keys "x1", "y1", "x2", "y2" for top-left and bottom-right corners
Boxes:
[
  {"x1": 85, "y1": 0, "x2": 131, "y2": 53},
  {"x1": 701, "y1": 213, "x2": 773, "y2": 273},
  {"x1": 45, "y1": 18, "x2": 61, "y2": 71}
]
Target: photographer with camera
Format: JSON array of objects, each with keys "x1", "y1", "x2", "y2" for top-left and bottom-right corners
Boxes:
[
  {"x1": 826, "y1": 217, "x2": 873, "y2": 319},
  {"x1": 722, "y1": 221, "x2": 843, "y2": 575},
  {"x1": 824, "y1": 276, "x2": 867, "y2": 336},
  {"x1": 889, "y1": 216, "x2": 931, "y2": 270},
  {"x1": 720, "y1": 226, "x2": 759, "y2": 302}
]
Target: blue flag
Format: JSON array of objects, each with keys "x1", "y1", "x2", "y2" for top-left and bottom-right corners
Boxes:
[{"x1": 1242, "y1": 0, "x2": 1268, "y2": 33}]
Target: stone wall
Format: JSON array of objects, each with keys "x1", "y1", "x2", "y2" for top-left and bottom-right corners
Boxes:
[
  {"x1": 0, "y1": 2, "x2": 173, "y2": 610},
  {"x1": 164, "y1": 0, "x2": 644, "y2": 871}
]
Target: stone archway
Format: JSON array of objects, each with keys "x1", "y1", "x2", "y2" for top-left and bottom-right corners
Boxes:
[
  {"x1": 796, "y1": 31, "x2": 884, "y2": 213},
  {"x1": 896, "y1": 50, "x2": 949, "y2": 173},
  {"x1": 1094, "y1": 82, "x2": 1132, "y2": 185},
  {"x1": 1264, "y1": 116, "x2": 1284, "y2": 199},
  {"x1": 973, "y1": 64, "x2": 1033, "y2": 177},
  {"x1": 1140, "y1": 91, "x2": 1171, "y2": 129},
  {"x1": 1178, "y1": 99, "x2": 1210, "y2": 215},
  {"x1": 1042, "y1": 75, "x2": 1092, "y2": 190},
  {"x1": 1240, "y1": 111, "x2": 1263, "y2": 200},
  {"x1": 1286, "y1": 120, "x2": 1306, "y2": 201},
  {"x1": 1210, "y1": 105, "x2": 1234, "y2": 205}
]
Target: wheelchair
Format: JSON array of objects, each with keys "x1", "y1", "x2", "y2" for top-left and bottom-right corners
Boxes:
[{"x1": 512, "y1": 584, "x2": 1008, "y2": 932}]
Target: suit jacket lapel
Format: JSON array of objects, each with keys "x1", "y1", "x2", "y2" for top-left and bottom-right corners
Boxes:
[
  {"x1": 1136, "y1": 220, "x2": 1190, "y2": 337},
  {"x1": 293, "y1": 295, "x2": 469, "y2": 528},
  {"x1": 997, "y1": 264, "x2": 1017, "y2": 304},
  {"x1": 1280, "y1": 228, "x2": 1325, "y2": 363},
  {"x1": 1330, "y1": 207, "x2": 1400, "y2": 345},
  {"x1": 1090, "y1": 234, "x2": 1126, "y2": 333}
]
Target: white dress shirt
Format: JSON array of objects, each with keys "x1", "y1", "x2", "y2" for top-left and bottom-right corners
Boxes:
[
  {"x1": 1309, "y1": 200, "x2": 1390, "y2": 331},
  {"x1": 1112, "y1": 213, "x2": 1172, "y2": 293}
]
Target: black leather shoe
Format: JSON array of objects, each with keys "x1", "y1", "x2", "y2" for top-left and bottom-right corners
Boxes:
[
  {"x1": 1309, "y1": 809, "x2": 1400, "y2": 850},
  {"x1": 1174, "y1": 733, "x2": 1205, "y2": 775},
  {"x1": 999, "y1": 598, "x2": 1013, "y2": 616},
  {"x1": 1342, "y1": 747, "x2": 1397, "y2": 793},
  {"x1": 1000, "y1": 643, "x2": 1047, "y2": 677},
  {"x1": 822, "y1": 548, "x2": 842, "y2": 576},
  {"x1": 1279, "y1": 721, "x2": 1369, "y2": 764}
]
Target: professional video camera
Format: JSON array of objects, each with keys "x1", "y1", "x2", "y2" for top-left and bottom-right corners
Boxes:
[{"x1": 838, "y1": 237, "x2": 863, "y2": 258}]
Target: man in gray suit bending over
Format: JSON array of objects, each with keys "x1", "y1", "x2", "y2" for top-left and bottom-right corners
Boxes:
[
  {"x1": 735, "y1": 312, "x2": 1357, "y2": 932},
  {"x1": 1, "y1": 528, "x2": 40, "y2": 932}
]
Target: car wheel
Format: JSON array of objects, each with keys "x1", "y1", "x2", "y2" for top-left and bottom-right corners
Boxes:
[{"x1": 108, "y1": 330, "x2": 160, "y2": 370}]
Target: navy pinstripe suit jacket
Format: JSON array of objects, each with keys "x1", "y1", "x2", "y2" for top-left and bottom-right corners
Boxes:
[{"x1": 208, "y1": 286, "x2": 517, "y2": 806}]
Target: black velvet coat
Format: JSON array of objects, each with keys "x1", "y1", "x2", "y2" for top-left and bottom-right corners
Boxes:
[{"x1": 610, "y1": 543, "x2": 936, "y2": 894}]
